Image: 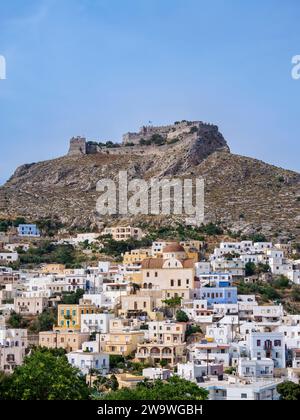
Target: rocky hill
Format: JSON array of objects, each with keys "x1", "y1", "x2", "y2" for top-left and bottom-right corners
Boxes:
[{"x1": 0, "y1": 121, "x2": 299, "y2": 240}]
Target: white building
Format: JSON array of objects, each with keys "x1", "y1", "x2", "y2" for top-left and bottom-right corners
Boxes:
[
  {"x1": 248, "y1": 331, "x2": 286, "y2": 368},
  {"x1": 81, "y1": 313, "x2": 114, "y2": 333},
  {"x1": 4, "y1": 243, "x2": 30, "y2": 252},
  {"x1": 213, "y1": 303, "x2": 238, "y2": 317},
  {"x1": 177, "y1": 361, "x2": 223, "y2": 382},
  {"x1": 211, "y1": 258, "x2": 245, "y2": 277},
  {"x1": 276, "y1": 324, "x2": 300, "y2": 349},
  {"x1": 0, "y1": 252, "x2": 18, "y2": 263},
  {"x1": 253, "y1": 305, "x2": 283, "y2": 326},
  {"x1": 67, "y1": 350, "x2": 109, "y2": 375},
  {"x1": 70, "y1": 233, "x2": 100, "y2": 246},
  {"x1": 237, "y1": 295, "x2": 258, "y2": 320},
  {"x1": 142, "y1": 367, "x2": 171, "y2": 380},
  {"x1": 189, "y1": 341, "x2": 231, "y2": 366},
  {"x1": 195, "y1": 262, "x2": 211, "y2": 276},
  {"x1": 182, "y1": 299, "x2": 213, "y2": 323},
  {"x1": 205, "y1": 378, "x2": 282, "y2": 400},
  {"x1": 205, "y1": 325, "x2": 233, "y2": 344},
  {"x1": 0, "y1": 327, "x2": 28, "y2": 372},
  {"x1": 238, "y1": 358, "x2": 274, "y2": 378}
]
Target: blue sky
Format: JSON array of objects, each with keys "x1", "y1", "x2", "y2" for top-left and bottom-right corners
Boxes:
[{"x1": 0, "y1": 0, "x2": 299, "y2": 185}]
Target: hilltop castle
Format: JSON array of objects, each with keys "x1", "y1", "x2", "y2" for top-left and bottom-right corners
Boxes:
[{"x1": 67, "y1": 120, "x2": 223, "y2": 157}]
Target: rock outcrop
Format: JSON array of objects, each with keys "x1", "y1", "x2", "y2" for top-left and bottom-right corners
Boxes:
[{"x1": 0, "y1": 121, "x2": 299, "y2": 241}]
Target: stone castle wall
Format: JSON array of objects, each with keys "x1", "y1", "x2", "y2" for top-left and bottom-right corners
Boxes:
[
  {"x1": 122, "y1": 120, "x2": 218, "y2": 145},
  {"x1": 68, "y1": 137, "x2": 87, "y2": 156},
  {"x1": 67, "y1": 121, "x2": 221, "y2": 156}
]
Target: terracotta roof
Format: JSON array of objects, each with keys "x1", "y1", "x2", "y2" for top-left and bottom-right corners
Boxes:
[
  {"x1": 163, "y1": 243, "x2": 185, "y2": 253},
  {"x1": 141, "y1": 258, "x2": 194, "y2": 269},
  {"x1": 141, "y1": 258, "x2": 164, "y2": 269}
]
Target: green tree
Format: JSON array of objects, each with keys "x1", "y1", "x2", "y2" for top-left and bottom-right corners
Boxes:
[
  {"x1": 277, "y1": 381, "x2": 300, "y2": 400},
  {"x1": 200, "y1": 223, "x2": 223, "y2": 236},
  {"x1": 291, "y1": 286, "x2": 300, "y2": 302},
  {"x1": 176, "y1": 310, "x2": 189, "y2": 323},
  {"x1": 109, "y1": 354, "x2": 126, "y2": 369},
  {"x1": 162, "y1": 296, "x2": 182, "y2": 317},
  {"x1": 7, "y1": 312, "x2": 29, "y2": 329},
  {"x1": 98, "y1": 376, "x2": 208, "y2": 400},
  {"x1": 248, "y1": 233, "x2": 267, "y2": 242},
  {"x1": 273, "y1": 275, "x2": 290, "y2": 289},
  {"x1": 255, "y1": 262, "x2": 271, "y2": 274},
  {"x1": 186, "y1": 324, "x2": 202, "y2": 338},
  {"x1": 61, "y1": 288, "x2": 85, "y2": 304},
  {"x1": 108, "y1": 374, "x2": 119, "y2": 391},
  {"x1": 245, "y1": 262, "x2": 256, "y2": 276},
  {"x1": 0, "y1": 349, "x2": 90, "y2": 400},
  {"x1": 150, "y1": 134, "x2": 165, "y2": 146},
  {"x1": 29, "y1": 309, "x2": 56, "y2": 333}
]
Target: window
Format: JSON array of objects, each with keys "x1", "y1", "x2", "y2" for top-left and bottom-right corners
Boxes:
[
  {"x1": 257, "y1": 340, "x2": 261, "y2": 346},
  {"x1": 241, "y1": 393, "x2": 247, "y2": 399}
]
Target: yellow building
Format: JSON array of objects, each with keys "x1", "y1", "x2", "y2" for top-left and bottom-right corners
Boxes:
[
  {"x1": 180, "y1": 240, "x2": 204, "y2": 252},
  {"x1": 99, "y1": 319, "x2": 145, "y2": 356},
  {"x1": 186, "y1": 251, "x2": 200, "y2": 263},
  {"x1": 123, "y1": 248, "x2": 151, "y2": 265},
  {"x1": 141, "y1": 255, "x2": 195, "y2": 300},
  {"x1": 41, "y1": 264, "x2": 66, "y2": 274},
  {"x1": 39, "y1": 330, "x2": 90, "y2": 352},
  {"x1": 119, "y1": 290, "x2": 163, "y2": 320},
  {"x1": 180, "y1": 241, "x2": 204, "y2": 263},
  {"x1": 101, "y1": 330, "x2": 145, "y2": 356},
  {"x1": 123, "y1": 271, "x2": 142, "y2": 286},
  {"x1": 102, "y1": 226, "x2": 143, "y2": 241},
  {"x1": 114, "y1": 373, "x2": 144, "y2": 389},
  {"x1": 57, "y1": 303, "x2": 97, "y2": 331},
  {"x1": 135, "y1": 321, "x2": 187, "y2": 366}
]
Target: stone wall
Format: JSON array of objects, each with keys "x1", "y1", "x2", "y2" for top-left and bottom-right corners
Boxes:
[
  {"x1": 122, "y1": 120, "x2": 219, "y2": 146},
  {"x1": 67, "y1": 121, "x2": 222, "y2": 157},
  {"x1": 68, "y1": 137, "x2": 87, "y2": 156}
]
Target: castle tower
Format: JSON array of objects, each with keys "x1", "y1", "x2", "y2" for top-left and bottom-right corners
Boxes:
[{"x1": 68, "y1": 136, "x2": 87, "y2": 156}]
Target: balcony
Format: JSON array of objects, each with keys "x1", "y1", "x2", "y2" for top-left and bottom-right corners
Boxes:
[{"x1": 264, "y1": 343, "x2": 272, "y2": 350}]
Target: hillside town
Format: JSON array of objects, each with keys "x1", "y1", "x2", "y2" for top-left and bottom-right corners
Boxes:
[{"x1": 1, "y1": 221, "x2": 300, "y2": 400}]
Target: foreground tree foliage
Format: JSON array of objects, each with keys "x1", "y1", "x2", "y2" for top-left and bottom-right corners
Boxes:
[
  {"x1": 98, "y1": 376, "x2": 209, "y2": 400},
  {"x1": 0, "y1": 349, "x2": 90, "y2": 400},
  {"x1": 277, "y1": 381, "x2": 300, "y2": 400}
]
